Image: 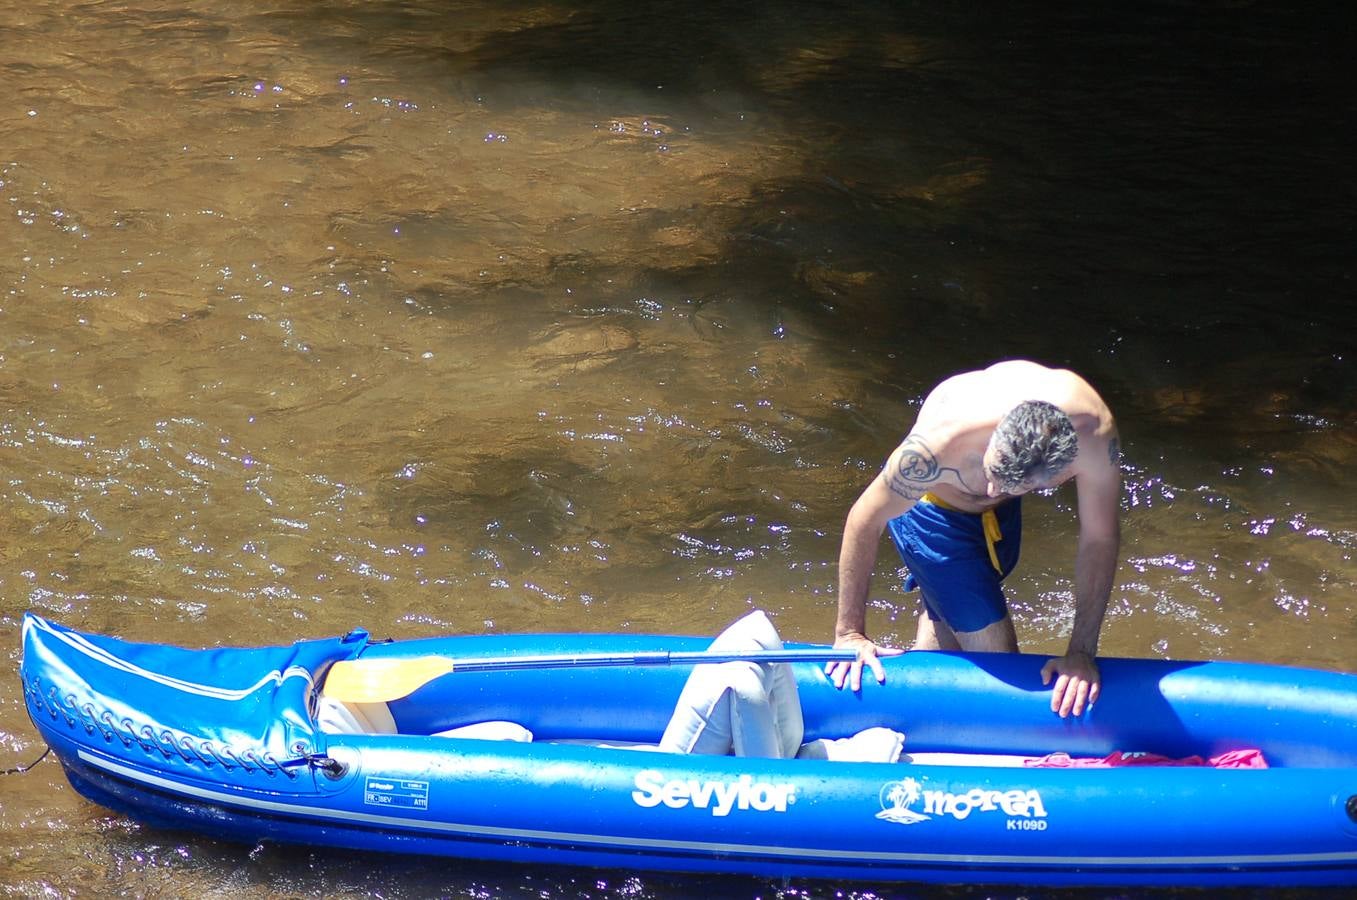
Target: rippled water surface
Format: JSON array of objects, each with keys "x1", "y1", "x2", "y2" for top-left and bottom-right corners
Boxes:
[{"x1": 2, "y1": 1, "x2": 1353, "y2": 897}]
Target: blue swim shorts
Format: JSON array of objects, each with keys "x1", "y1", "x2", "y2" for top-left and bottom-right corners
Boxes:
[{"x1": 885, "y1": 497, "x2": 1022, "y2": 633}]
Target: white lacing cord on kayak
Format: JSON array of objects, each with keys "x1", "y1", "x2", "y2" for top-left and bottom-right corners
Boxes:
[
  {"x1": 28, "y1": 681, "x2": 298, "y2": 779},
  {"x1": 1, "y1": 746, "x2": 51, "y2": 776}
]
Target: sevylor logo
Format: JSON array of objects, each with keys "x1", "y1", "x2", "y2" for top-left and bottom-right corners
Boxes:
[{"x1": 632, "y1": 769, "x2": 797, "y2": 816}]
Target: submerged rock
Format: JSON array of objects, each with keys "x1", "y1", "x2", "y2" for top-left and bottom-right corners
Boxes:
[{"x1": 526, "y1": 322, "x2": 638, "y2": 374}]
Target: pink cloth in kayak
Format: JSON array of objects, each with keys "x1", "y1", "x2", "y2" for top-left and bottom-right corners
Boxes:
[{"x1": 1023, "y1": 748, "x2": 1267, "y2": 769}]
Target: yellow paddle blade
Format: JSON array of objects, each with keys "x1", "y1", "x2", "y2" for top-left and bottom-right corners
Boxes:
[{"x1": 323, "y1": 656, "x2": 457, "y2": 703}]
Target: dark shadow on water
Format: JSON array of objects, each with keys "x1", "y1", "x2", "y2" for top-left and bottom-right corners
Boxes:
[
  {"x1": 310, "y1": 0, "x2": 1353, "y2": 412},
  {"x1": 264, "y1": 0, "x2": 1357, "y2": 569}
]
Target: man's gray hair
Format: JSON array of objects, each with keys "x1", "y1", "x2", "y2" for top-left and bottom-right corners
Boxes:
[{"x1": 988, "y1": 400, "x2": 1078, "y2": 490}]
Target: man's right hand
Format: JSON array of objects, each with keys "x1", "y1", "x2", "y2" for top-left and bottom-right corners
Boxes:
[{"x1": 827, "y1": 632, "x2": 904, "y2": 692}]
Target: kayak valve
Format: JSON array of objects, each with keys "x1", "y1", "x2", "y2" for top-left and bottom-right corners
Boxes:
[
  {"x1": 309, "y1": 755, "x2": 348, "y2": 780},
  {"x1": 281, "y1": 752, "x2": 348, "y2": 779},
  {"x1": 1347, "y1": 795, "x2": 1357, "y2": 824}
]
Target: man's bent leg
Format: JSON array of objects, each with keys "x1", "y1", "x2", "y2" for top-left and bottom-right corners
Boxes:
[
  {"x1": 953, "y1": 615, "x2": 1019, "y2": 653},
  {"x1": 913, "y1": 594, "x2": 962, "y2": 651}
]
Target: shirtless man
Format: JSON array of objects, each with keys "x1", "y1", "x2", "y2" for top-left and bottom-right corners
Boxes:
[{"x1": 828, "y1": 360, "x2": 1121, "y2": 718}]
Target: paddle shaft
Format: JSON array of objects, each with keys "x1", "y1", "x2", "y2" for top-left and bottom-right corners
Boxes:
[
  {"x1": 322, "y1": 647, "x2": 859, "y2": 703},
  {"x1": 429, "y1": 648, "x2": 858, "y2": 672}
]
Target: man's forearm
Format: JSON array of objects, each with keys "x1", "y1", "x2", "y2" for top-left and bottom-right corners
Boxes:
[
  {"x1": 835, "y1": 530, "x2": 877, "y2": 639},
  {"x1": 835, "y1": 472, "x2": 913, "y2": 642},
  {"x1": 1067, "y1": 536, "x2": 1118, "y2": 657},
  {"x1": 834, "y1": 493, "x2": 890, "y2": 640}
]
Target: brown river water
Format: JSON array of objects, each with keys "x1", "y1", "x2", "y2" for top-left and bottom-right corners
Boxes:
[{"x1": 1, "y1": 1, "x2": 1353, "y2": 898}]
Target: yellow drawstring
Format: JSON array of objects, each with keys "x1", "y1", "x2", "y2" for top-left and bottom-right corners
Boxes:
[{"x1": 920, "y1": 492, "x2": 1005, "y2": 574}]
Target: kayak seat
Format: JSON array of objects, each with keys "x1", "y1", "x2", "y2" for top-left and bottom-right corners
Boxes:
[
  {"x1": 653, "y1": 611, "x2": 903, "y2": 762},
  {"x1": 317, "y1": 696, "x2": 398, "y2": 734},
  {"x1": 658, "y1": 610, "x2": 804, "y2": 758},
  {"x1": 315, "y1": 694, "x2": 532, "y2": 741}
]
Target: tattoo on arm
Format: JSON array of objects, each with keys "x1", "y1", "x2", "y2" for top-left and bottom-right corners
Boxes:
[
  {"x1": 886, "y1": 435, "x2": 941, "y2": 500},
  {"x1": 1108, "y1": 437, "x2": 1121, "y2": 468}
]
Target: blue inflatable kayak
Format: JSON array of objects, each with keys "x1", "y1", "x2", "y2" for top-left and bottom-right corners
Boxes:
[{"x1": 18, "y1": 612, "x2": 1357, "y2": 888}]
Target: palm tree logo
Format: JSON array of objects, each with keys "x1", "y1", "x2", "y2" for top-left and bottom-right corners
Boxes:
[{"x1": 877, "y1": 777, "x2": 929, "y2": 824}]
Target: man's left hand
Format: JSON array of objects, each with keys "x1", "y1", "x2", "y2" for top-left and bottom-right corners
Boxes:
[{"x1": 1040, "y1": 651, "x2": 1100, "y2": 718}]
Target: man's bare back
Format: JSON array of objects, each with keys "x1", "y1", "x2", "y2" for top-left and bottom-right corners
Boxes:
[{"x1": 882, "y1": 361, "x2": 1119, "y2": 513}]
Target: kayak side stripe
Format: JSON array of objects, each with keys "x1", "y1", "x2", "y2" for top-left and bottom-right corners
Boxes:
[
  {"x1": 77, "y1": 750, "x2": 1357, "y2": 869},
  {"x1": 27, "y1": 615, "x2": 315, "y2": 700}
]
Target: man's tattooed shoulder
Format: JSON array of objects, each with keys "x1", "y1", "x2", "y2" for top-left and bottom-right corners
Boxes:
[{"x1": 886, "y1": 434, "x2": 941, "y2": 500}]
